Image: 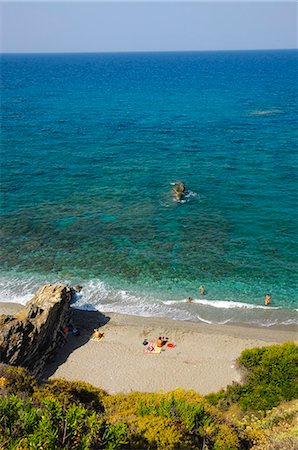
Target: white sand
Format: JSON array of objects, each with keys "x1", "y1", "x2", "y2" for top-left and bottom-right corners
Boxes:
[{"x1": 42, "y1": 310, "x2": 297, "y2": 395}]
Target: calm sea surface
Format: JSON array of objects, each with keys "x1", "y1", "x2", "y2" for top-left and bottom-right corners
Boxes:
[{"x1": 1, "y1": 50, "x2": 297, "y2": 326}]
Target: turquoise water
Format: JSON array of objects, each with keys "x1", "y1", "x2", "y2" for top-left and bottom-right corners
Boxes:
[{"x1": 1, "y1": 50, "x2": 297, "y2": 326}]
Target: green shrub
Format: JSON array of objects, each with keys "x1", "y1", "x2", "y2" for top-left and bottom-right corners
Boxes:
[
  {"x1": 22, "y1": 413, "x2": 59, "y2": 450},
  {"x1": 0, "y1": 395, "x2": 43, "y2": 449},
  {"x1": 205, "y1": 342, "x2": 298, "y2": 413},
  {"x1": 135, "y1": 416, "x2": 186, "y2": 450},
  {"x1": 205, "y1": 389, "x2": 226, "y2": 407},
  {"x1": 103, "y1": 422, "x2": 129, "y2": 450},
  {"x1": 32, "y1": 378, "x2": 107, "y2": 413},
  {"x1": 232, "y1": 400, "x2": 298, "y2": 450},
  {"x1": 105, "y1": 390, "x2": 224, "y2": 449},
  {"x1": 237, "y1": 342, "x2": 298, "y2": 411},
  {"x1": 138, "y1": 391, "x2": 205, "y2": 431},
  {"x1": 1, "y1": 343, "x2": 296, "y2": 449},
  {"x1": 0, "y1": 393, "x2": 107, "y2": 449},
  {"x1": 0, "y1": 364, "x2": 36, "y2": 395},
  {"x1": 214, "y1": 424, "x2": 239, "y2": 450}
]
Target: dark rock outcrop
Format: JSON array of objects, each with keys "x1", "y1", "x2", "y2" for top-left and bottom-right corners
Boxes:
[{"x1": 0, "y1": 284, "x2": 74, "y2": 377}]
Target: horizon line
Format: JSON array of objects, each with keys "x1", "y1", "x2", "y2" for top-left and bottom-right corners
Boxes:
[{"x1": 1, "y1": 47, "x2": 297, "y2": 56}]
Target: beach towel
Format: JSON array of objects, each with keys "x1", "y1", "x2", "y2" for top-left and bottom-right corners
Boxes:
[
  {"x1": 144, "y1": 341, "x2": 155, "y2": 352},
  {"x1": 150, "y1": 346, "x2": 162, "y2": 354},
  {"x1": 144, "y1": 342, "x2": 162, "y2": 354}
]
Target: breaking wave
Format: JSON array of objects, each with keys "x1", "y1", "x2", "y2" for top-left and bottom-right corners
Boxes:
[
  {"x1": 249, "y1": 109, "x2": 283, "y2": 116},
  {"x1": 0, "y1": 272, "x2": 297, "y2": 328}
]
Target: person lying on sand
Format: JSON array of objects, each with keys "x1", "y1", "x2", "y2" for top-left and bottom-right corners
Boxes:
[
  {"x1": 63, "y1": 321, "x2": 80, "y2": 336},
  {"x1": 91, "y1": 329, "x2": 104, "y2": 340},
  {"x1": 156, "y1": 336, "x2": 169, "y2": 348}
]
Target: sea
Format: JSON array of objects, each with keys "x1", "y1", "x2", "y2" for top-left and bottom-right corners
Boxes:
[{"x1": 1, "y1": 50, "x2": 297, "y2": 327}]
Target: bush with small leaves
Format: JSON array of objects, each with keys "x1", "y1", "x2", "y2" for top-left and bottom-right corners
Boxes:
[
  {"x1": 103, "y1": 422, "x2": 129, "y2": 450},
  {"x1": 1, "y1": 342, "x2": 297, "y2": 450},
  {"x1": 213, "y1": 424, "x2": 239, "y2": 450},
  {"x1": 135, "y1": 416, "x2": 186, "y2": 450},
  {"x1": 32, "y1": 378, "x2": 107, "y2": 413},
  {"x1": 205, "y1": 342, "x2": 298, "y2": 413},
  {"x1": 0, "y1": 364, "x2": 36, "y2": 395},
  {"x1": 237, "y1": 342, "x2": 298, "y2": 411}
]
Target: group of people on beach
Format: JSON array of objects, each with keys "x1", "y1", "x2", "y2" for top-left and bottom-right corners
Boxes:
[{"x1": 187, "y1": 285, "x2": 272, "y2": 306}]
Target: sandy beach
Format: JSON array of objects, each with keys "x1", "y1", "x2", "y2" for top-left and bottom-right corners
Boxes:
[
  {"x1": 0, "y1": 302, "x2": 25, "y2": 316},
  {"x1": 1, "y1": 302, "x2": 296, "y2": 395},
  {"x1": 37, "y1": 307, "x2": 297, "y2": 395}
]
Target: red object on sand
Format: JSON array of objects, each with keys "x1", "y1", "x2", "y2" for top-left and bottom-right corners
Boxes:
[{"x1": 167, "y1": 343, "x2": 175, "y2": 348}]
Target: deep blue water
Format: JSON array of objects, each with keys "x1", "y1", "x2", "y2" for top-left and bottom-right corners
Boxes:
[{"x1": 1, "y1": 50, "x2": 297, "y2": 326}]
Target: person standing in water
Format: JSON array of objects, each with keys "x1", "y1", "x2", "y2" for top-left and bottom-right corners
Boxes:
[
  {"x1": 264, "y1": 294, "x2": 271, "y2": 305},
  {"x1": 200, "y1": 285, "x2": 205, "y2": 295}
]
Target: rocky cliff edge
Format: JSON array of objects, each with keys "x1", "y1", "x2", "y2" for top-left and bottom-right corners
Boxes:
[{"x1": 0, "y1": 284, "x2": 74, "y2": 377}]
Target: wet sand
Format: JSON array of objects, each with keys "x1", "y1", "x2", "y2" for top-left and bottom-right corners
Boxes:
[{"x1": 0, "y1": 302, "x2": 24, "y2": 316}]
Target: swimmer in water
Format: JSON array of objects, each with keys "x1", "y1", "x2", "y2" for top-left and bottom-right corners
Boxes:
[
  {"x1": 200, "y1": 285, "x2": 205, "y2": 295},
  {"x1": 264, "y1": 294, "x2": 271, "y2": 306},
  {"x1": 187, "y1": 297, "x2": 193, "y2": 303}
]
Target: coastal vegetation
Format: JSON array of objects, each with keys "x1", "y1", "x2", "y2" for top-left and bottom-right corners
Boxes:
[
  {"x1": 206, "y1": 342, "x2": 298, "y2": 412},
  {"x1": 0, "y1": 342, "x2": 297, "y2": 450}
]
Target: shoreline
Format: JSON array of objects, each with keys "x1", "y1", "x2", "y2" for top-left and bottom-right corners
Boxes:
[
  {"x1": 1, "y1": 301, "x2": 297, "y2": 333},
  {"x1": 1, "y1": 302, "x2": 297, "y2": 395},
  {"x1": 0, "y1": 302, "x2": 25, "y2": 316},
  {"x1": 73, "y1": 306, "x2": 298, "y2": 333},
  {"x1": 1, "y1": 274, "x2": 297, "y2": 328}
]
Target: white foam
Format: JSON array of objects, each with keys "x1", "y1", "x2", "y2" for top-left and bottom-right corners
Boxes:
[
  {"x1": 0, "y1": 274, "x2": 45, "y2": 305},
  {"x1": 0, "y1": 292, "x2": 32, "y2": 305},
  {"x1": 163, "y1": 298, "x2": 279, "y2": 310},
  {"x1": 196, "y1": 314, "x2": 232, "y2": 325},
  {"x1": 194, "y1": 299, "x2": 280, "y2": 310},
  {"x1": 279, "y1": 318, "x2": 298, "y2": 326},
  {"x1": 250, "y1": 109, "x2": 283, "y2": 116},
  {"x1": 0, "y1": 274, "x2": 296, "y2": 327},
  {"x1": 184, "y1": 190, "x2": 198, "y2": 198},
  {"x1": 174, "y1": 191, "x2": 198, "y2": 204},
  {"x1": 74, "y1": 280, "x2": 194, "y2": 322}
]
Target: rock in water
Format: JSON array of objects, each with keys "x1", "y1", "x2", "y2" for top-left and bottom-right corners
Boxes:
[
  {"x1": 173, "y1": 181, "x2": 186, "y2": 201},
  {"x1": 0, "y1": 284, "x2": 74, "y2": 376}
]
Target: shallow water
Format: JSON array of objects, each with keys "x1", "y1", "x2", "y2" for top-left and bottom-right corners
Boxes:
[{"x1": 1, "y1": 50, "x2": 298, "y2": 326}]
